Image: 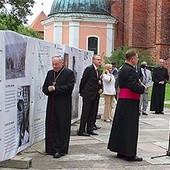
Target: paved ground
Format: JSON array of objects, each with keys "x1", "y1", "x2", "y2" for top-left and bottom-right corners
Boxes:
[{"x1": 1, "y1": 99, "x2": 170, "y2": 169}]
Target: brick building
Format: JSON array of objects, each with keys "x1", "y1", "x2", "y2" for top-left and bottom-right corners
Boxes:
[
  {"x1": 111, "y1": 0, "x2": 170, "y2": 68},
  {"x1": 30, "y1": 0, "x2": 169, "y2": 69},
  {"x1": 30, "y1": 11, "x2": 47, "y2": 38}
]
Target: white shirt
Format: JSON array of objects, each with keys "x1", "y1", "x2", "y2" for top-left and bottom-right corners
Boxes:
[
  {"x1": 141, "y1": 68, "x2": 153, "y2": 92},
  {"x1": 102, "y1": 73, "x2": 116, "y2": 95}
]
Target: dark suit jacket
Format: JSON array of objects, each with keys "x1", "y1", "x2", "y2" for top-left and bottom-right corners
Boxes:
[
  {"x1": 135, "y1": 65, "x2": 143, "y2": 80},
  {"x1": 79, "y1": 65, "x2": 102, "y2": 100}
]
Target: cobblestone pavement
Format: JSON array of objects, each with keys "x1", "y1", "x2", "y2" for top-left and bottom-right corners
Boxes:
[{"x1": 1, "y1": 99, "x2": 170, "y2": 169}]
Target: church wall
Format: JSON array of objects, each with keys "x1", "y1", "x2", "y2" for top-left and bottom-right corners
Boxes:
[
  {"x1": 146, "y1": 0, "x2": 156, "y2": 48},
  {"x1": 155, "y1": 0, "x2": 170, "y2": 62},
  {"x1": 132, "y1": 0, "x2": 148, "y2": 48},
  {"x1": 44, "y1": 23, "x2": 54, "y2": 43},
  {"x1": 62, "y1": 22, "x2": 69, "y2": 45},
  {"x1": 79, "y1": 22, "x2": 107, "y2": 57},
  {"x1": 69, "y1": 22, "x2": 80, "y2": 48},
  {"x1": 111, "y1": 0, "x2": 124, "y2": 47},
  {"x1": 111, "y1": 0, "x2": 170, "y2": 70}
]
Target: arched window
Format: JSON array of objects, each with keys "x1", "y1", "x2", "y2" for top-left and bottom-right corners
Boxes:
[{"x1": 88, "y1": 36, "x2": 98, "y2": 54}]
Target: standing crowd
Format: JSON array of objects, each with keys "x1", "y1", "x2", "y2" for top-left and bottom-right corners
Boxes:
[{"x1": 42, "y1": 50, "x2": 169, "y2": 161}]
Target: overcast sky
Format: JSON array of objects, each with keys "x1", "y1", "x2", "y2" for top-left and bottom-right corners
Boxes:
[{"x1": 27, "y1": 0, "x2": 54, "y2": 25}]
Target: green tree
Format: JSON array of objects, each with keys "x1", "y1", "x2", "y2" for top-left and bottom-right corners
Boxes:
[
  {"x1": 106, "y1": 46, "x2": 155, "y2": 68},
  {"x1": 0, "y1": 15, "x2": 42, "y2": 39},
  {"x1": 138, "y1": 49, "x2": 155, "y2": 66},
  {"x1": 17, "y1": 24, "x2": 42, "y2": 39},
  {"x1": 0, "y1": 14, "x2": 19, "y2": 30},
  {"x1": 0, "y1": 0, "x2": 34, "y2": 25},
  {"x1": 0, "y1": 1, "x2": 42, "y2": 39}
]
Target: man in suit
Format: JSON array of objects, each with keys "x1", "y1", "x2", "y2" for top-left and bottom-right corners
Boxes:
[
  {"x1": 139, "y1": 61, "x2": 152, "y2": 115},
  {"x1": 78, "y1": 54, "x2": 103, "y2": 136},
  {"x1": 135, "y1": 64, "x2": 143, "y2": 80}
]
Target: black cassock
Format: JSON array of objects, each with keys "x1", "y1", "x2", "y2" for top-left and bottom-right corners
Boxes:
[
  {"x1": 42, "y1": 68, "x2": 75, "y2": 155},
  {"x1": 108, "y1": 63, "x2": 145, "y2": 156},
  {"x1": 150, "y1": 66, "x2": 169, "y2": 112}
]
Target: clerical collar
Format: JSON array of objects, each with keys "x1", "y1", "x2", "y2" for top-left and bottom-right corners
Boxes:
[
  {"x1": 53, "y1": 67, "x2": 65, "y2": 83},
  {"x1": 54, "y1": 66, "x2": 64, "y2": 74},
  {"x1": 125, "y1": 62, "x2": 134, "y2": 68}
]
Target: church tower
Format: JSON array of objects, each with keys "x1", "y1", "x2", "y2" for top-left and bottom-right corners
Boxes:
[{"x1": 41, "y1": 0, "x2": 116, "y2": 57}]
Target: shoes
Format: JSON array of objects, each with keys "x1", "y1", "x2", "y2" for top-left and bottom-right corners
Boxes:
[
  {"x1": 153, "y1": 111, "x2": 164, "y2": 114},
  {"x1": 93, "y1": 125, "x2": 101, "y2": 130},
  {"x1": 125, "y1": 156, "x2": 143, "y2": 161},
  {"x1": 117, "y1": 153, "x2": 125, "y2": 159},
  {"x1": 87, "y1": 131, "x2": 98, "y2": 135},
  {"x1": 96, "y1": 115, "x2": 101, "y2": 119},
  {"x1": 77, "y1": 131, "x2": 90, "y2": 136},
  {"x1": 93, "y1": 126, "x2": 97, "y2": 130},
  {"x1": 117, "y1": 153, "x2": 143, "y2": 161},
  {"x1": 53, "y1": 152, "x2": 64, "y2": 158},
  {"x1": 46, "y1": 152, "x2": 53, "y2": 156},
  {"x1": 142, "y1": 112, "x2": 148, "y2": 115},
  {"x1": 105, "y1": 119, "x2": 111, "y2": 122},
  {"x1": 103, "y1": 119, "x2": 110, "y2": 122}
]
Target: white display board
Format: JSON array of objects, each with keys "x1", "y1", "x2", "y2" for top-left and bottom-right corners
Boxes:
[{"x1": 0, "y1": 31, "x2": 93, "y2": 161}]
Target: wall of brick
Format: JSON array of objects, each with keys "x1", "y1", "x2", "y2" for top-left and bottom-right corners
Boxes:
[
  {"x1": 111, "y1": 0, "x2": 170, "y2": 70},
  {"x1": 132, "y1": 0, "x2": 148, "y2": 47},
  {"x1": 155, "y1": 0, "x2": 170, "y2": 61},
  {"x1": 111, "y1": 0, "x2": 124, "y2": 48}
]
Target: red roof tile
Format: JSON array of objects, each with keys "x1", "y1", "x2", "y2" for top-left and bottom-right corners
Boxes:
[{"x1": 30, "y1": 11, "x2": 47, "y2": 32}]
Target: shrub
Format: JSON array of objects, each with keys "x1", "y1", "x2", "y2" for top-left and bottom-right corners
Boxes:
[{"x1": 106, "y1": 46, "x2": 155, "y2": 68}]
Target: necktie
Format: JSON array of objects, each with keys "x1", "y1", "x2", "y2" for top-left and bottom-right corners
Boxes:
[
  {"x1": 144, "y1": 69, "x2": 147, "y2": 84},
  {"x1": 144, "y1": 69, "x2": 147, "y2": 79},
  {"x1": 96, "y1": 69, "x2": 99, "y2": 78}
]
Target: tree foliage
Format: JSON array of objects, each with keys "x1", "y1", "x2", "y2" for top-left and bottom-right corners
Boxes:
[
  {"x1": 106, "y1": 46, "x2": 155, "y2": 68},
  {"x1": 0, "y1": 14, "x2": 42, "y2": 39},
  {"x1": 0, "y1": 0, "x2": 34, "y2": 24},
  {"x1": 17, "y1": 24, "x2": 42, "y2": 39},
  {"x1": 0, "y1": 0, "x2": 42, "y2": 39}
]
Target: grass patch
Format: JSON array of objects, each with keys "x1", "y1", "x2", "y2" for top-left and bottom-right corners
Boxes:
[
  {"x1": 149, "y1": 83, "x2": 170, "y2": 101},
  {"x1": 164, "y1": 104, "x2": 170, "y2": 108},
  {"x1": 165, "y1": 83, "x2": 170, "y2": 100}
]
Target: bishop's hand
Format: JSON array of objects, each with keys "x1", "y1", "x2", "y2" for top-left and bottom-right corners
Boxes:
[{"x1": 48, "y1": 85, "x2": 55, "y2": 92}]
